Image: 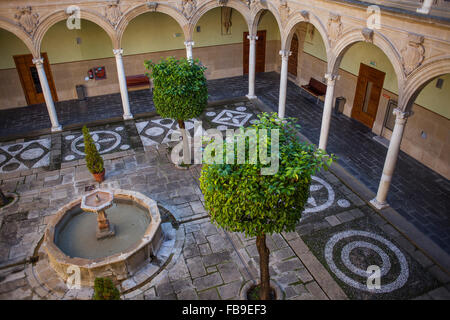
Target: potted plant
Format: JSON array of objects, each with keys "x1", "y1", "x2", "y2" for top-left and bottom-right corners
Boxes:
[
  {"x1": 82, "y1": 125, "x2": 105, "y2": 182},
  {"x1": 144, "y1": 57, "x2": 208, "y2": 167},
  {"x1": 200, "y1": 113, "x2": 334, "y2": 300},
  {"x1": 0, "y1": 188, "x2": 11, "y2": 207},
  {"x1": 93, "y1": 277, "x2": 120, "y2": 300}
]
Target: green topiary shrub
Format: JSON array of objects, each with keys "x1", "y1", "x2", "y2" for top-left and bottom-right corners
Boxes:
[
  {"x1": 93, "y1": 277, "x2": 120, "y2": 300},
  {"x1": 82, "y1": 125, "x2": 104, "y2": 174},
  {"x1": 144, "y1": 57, "x2": 208, "y2": 164},
  {"x1": 199, "y1": 112, "x2": 335, "y2": 299}
]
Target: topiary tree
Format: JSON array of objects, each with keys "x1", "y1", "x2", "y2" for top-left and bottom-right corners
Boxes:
[
  {"x1": 93, "y1": 277, "x2": 120, "y2": 300},
  {"x1": 82, "y1": 125, "x2": 104, "y2": 174},
  {"x1": 144, "y1": 57, "x2": 208, "y2": 164},
  {"x1": 0, "y1": 188, "x2": 9, "y2": 207},
  {"x1": 199, "y1": 113, "x2": 334, "y2": 299}
]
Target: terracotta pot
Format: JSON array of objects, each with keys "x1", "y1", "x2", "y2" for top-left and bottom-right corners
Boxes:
[{"x1": 93, "y1": 170, "x2": 105, "y2": 183}]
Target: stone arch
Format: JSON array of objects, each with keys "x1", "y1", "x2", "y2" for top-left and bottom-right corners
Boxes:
[
  {"x1": 116, "y1": 3, "x2": 189, "y2": 47},
  {"x1": 250, "y1": 4, "x2": 282, "y2": 36},
  {"x1": 401, "y1": 56, "x2": 450, "y2": 111},
  {"x1": 329, "y1": 28, "x2": 404, "y2": 88},
  {"x1": 282, "y1": 10, "x2": 330, "y2": 60},
  {"x1": 34, "y1": 9, "x2": 117, "y2": 56},
  {"x1": 189, "y1": 0, "x2": 252, "y2": 40},
  {"x1": 0, "y1": 17, "x2": 35, "y2": 56}
]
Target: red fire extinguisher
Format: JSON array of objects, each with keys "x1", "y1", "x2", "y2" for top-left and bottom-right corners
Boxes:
[{"x1": 88, "y1": 69, "x2": 94, "y2": 80}]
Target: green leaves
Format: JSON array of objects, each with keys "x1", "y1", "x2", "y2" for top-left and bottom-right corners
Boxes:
[
  {"x1": 82, "y1": 126, "x2": 104, "y2": 174},
  {"x1": 144, "y1": 57, "x2": 208, "y2": 120},
  {"x1": 199, "y1": 113, "x2": 336, "y2": 237}
]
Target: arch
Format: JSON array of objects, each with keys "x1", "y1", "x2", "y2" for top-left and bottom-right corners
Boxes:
[
  {"x1": 402, "y1": 56, "x2": 450, "y2": 111},
  {"x1": 0, "y1": 17, "x2": 35, "y2": 56},
  {"x1": 189, "y1": 0, "x2": 252, "y2": 39},
  {"x1": 34, "y1": 9, "x2": 117, "y2": 56},
  {"x1": 329, "y1": 28, "x2": 404, "y2": 88},
  {"x1": 250, "y1": 3, "x2": 282, "y2": 37},
  {"x1": 117, "y1": 4, "x2": 189, "y2": 47},
  {"x1": 282, "y1": 10, "x2": 330, "y2": 62}
]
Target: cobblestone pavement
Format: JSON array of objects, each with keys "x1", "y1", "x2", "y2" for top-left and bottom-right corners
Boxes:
[
  {"x1": 0, "y1": 101, "x2": 449, "y2": 300},
  {"x1": 1, "y1": 73, "x2": 447, "y2": 254}
]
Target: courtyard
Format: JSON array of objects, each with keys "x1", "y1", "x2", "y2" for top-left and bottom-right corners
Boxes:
[{"x1": 0, "y1": 96, "x2": 448, "y2": 300}]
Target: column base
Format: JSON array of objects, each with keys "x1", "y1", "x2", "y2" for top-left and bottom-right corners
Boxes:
[
  {"x1": 51, "y1": 125, "x2": 62, "y2": 132},
  {"x1": 246, "y1": 94, "x2": 257, "y2": 100},
  {"x1": 370, "y1": 198, "x2": 390, "y2": 210},
  {"x1": 123, "y1": 114, "x2": 133, "y2": 120}
]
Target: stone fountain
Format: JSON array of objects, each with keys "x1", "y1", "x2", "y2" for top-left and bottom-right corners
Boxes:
[{"x1": 80, "y1": 190, "x2": 115, "y2": 239}]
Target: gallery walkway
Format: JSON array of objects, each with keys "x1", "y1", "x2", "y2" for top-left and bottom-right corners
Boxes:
[{"x1": 0, "y1": 72, "x2": 449, "y2": 255}]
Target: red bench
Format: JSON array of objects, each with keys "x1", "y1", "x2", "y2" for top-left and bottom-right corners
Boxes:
[
  {"x1": 126, "y1": 74, "x2": 151, "y2": 89},
  {"x1": 301, "y1": 78, "x2": 327, "y2": 104}
]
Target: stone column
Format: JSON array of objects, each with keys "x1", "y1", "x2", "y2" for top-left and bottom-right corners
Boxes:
[
  {"x1": 184, "y1": 41, "x2": 194, "y2": 61},
  {"x1": 318, "y1": 73, "x2": 339, "y2": 150},
  {"x1": 246, "y1": 34, "x2": 258, "y2": 100},
  {"x1": 370, "y1": 108, "x2": 411, "y2": 209},
  {"x1": 278, "y1": 50, "x2": 291, "y2": 119},
  {"x1": 113, "y1": 49, "x2": 133, "y2": 120},
  {"x1": 32, "y1": 57, "x2": 62, "y2": 132}
]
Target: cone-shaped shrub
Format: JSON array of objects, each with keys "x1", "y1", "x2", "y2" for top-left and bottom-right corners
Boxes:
[
  {"x1": 93, "y1": 277, "x2": 120, "y2": 300},
  {"x1": 82, "y1": 125, "x2": 104, "y2": 174}
]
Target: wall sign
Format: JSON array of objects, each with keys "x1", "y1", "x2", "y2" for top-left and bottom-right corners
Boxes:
[{"x1": 94, "y1": 66, "x2": 106, "y2": 80}]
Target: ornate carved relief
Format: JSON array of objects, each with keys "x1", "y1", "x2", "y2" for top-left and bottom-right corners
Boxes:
[
  {"x1": 146, "y1": 2, "x2": 158, "y2": 12},
  {"x1": 221, "y1": 7, "x2": 232, "y2": 35},
  {"x1": 401, "y1": 33, "x2": 425, "y2": 75},
  {"x1": 14, "y1": 6, "x2": 39, "y2": 35},
  {"x1": 300, "y1": 10, "x2": 309, "y2": 21},
  {"x1": 179, "y1": 0, "x2": 197, "y2": 19},
  {"x1": 105, "y1": 0, "x2": 122, "y2": 27},
  {"x1": 362, "y1": 28, "x2": 374, "y2": 43},
  {"x1": 217, "y1": 0, "x2": 228, "y2": 6},
  {"x1": 279, "y1": 0, "x2": 290, "y2": 26},
  {"x1": 327, "y1": 13, "x2": 343, "y2": 43}
]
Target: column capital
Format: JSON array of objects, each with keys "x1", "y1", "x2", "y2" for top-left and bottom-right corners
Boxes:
[
  {"x1": 393, "y1": 108, "x2": 413, "y2": 123},
  {"x1": 184, "y1": 41, "x2": 194, "y2": 47},
  {"x1": 279, "y1": 50, "x2": 291, "y2": 58},
  {"x1": 247, "y1": 35, "x2": 258, "y2": 41},
  {"x1": 32, "y1": 57, "x2": 44, "y2": 66},
  {"x1": 113, "y1": 48, "x2": 123, "y2": 56},
  {"x1": 324, "y1": 73, "x2": 339, "y2": 85}
]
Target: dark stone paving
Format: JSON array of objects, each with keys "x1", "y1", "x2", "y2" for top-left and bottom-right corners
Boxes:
[{"x1": 0, "y1": 72, "x2": 449, "y2": 255}]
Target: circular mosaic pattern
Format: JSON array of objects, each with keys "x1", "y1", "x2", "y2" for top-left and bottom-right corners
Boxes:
[
  {"x1": 71, "y1": 130, "x2": 122, "y2": 156},
  {"x1": 120, "y1": 144, "x2": 130, "y2": 150},
  {"x1": 325, "y1": 230, "x2": 409, "y2": 293},
  {"x1": 8, "y1": 144, "x2": 23, "y2": 152},
  {"x1": 65, "y1": 155, "x2": 75, "y2": 161},
  {"x1": 145, "y1": 127, "x2": 165, "y2": 136},
  {"x1": 236, "y1": 106, "x2": 247, "y2": 111},
  {"x1": 0, "y1": 154, "x2": 7, "y2": 164},
  {"x1": 65, "y1": 135, "x2": 75, "y2": 141},
  {"x1": 3, "y1": 162, "x2": 20, "y2": 172},
  {"x1": 20, "y1": 148, "x2": 45, "y2": 160},
  {"x1": 304, "y1": 176, "x2": 335, "y2": 214},
  {"x1": 115, "y1": 126, "x2": 124, "y2": 132},
  {"x1": 217, "y1": 125, "x2": 228, "y2": 131},
  {"x1": 337, "y1": 199, "x2": 351, "y2": 208},
  {"x1": 206, "y1": 112, "x2": 216, "y2": 117}
]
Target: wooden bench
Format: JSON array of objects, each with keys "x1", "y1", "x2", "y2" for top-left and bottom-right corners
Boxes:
[
  {"x1": 301, "y1": 78, "x2": 327, "y2": 104},
  {"x1": 126, "y1": 74, "x2": 152, "y2": 91}
]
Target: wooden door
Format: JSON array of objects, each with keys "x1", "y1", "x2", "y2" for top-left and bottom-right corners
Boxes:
[
  {"x1": 14, "y1": 53, "x2": 58, "y2": 105},
  {"x1": 288, "y1": 34, "x2": 298, "y2": 76},
  {"x1": 243, "y1": 30, "x2": 266, "y2": 74},
  {"x1": 351, "y1": 63, "x2": 385, "y2": 128}
]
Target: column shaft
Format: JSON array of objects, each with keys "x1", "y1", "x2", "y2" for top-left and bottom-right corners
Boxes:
[
  {"x1": 318, "y1": 74, "x2": 338, "y2": 150},
  {"x1": 247, "y1": 35, "x2": 258, "y2": 99},
  {"x1": 113, "y1": 49, "x2": 132, "y2": 120},
  {"x1": 184, "y1": 41, "x2": 194, "y2": 61},
  {"x1": 278, "y1": 50, "x2": 291, "y2": 119}
]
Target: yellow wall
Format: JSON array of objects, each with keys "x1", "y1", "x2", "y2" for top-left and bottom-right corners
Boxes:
[
  {"x1": 303, "y1": 26, "x2": 448, "y2": 119},
  {"x1": 41, "y1": 20, "x2": 113, "y2": 64},
  {"x1": 0, "y1": 29, "x2": 30, "y2": 69}
]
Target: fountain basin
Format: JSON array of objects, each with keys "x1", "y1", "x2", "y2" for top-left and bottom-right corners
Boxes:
[{"x1": 43, "y1": 189, "x2": 163, "y2": 287}]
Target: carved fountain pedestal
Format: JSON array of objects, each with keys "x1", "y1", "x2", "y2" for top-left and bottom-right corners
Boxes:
[{"x1": 81, "y1": 190, "x2": 116, "y2": 239}]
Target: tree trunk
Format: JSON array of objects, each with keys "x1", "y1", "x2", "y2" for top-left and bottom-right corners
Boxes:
[
  {"x1": 0, "y1": 188, "x2": 8, "y2": 207},
  {"x1": 256, "y1": 234, "x2": 270, "y2": 300},
  {"x1": 177, "y1": 120, "x2": 191, "y2": 165}
]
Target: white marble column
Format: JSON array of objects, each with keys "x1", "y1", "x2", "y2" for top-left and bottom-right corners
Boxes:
[
  {"x1": 184, "y1": 41, "x2": 194, "y2": 61},
  {"x1": 278, "y1": 50, "x2": 291, "y2": 119},
  {"x1": 318, "y1": 73, "x2": 339, "y2": 150},
  {"x1": 246, "y1": 34, "x2": 258, "y2": 100},
  {"x1": 32, "y1": 57, "x2": 62, "y2": 132},
  {"x1": 113, "y1": 49, "x2": 133, "y2": 120},
  {"x1": 371, "y1": 108, "x2": 411, "y2": 210}
]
